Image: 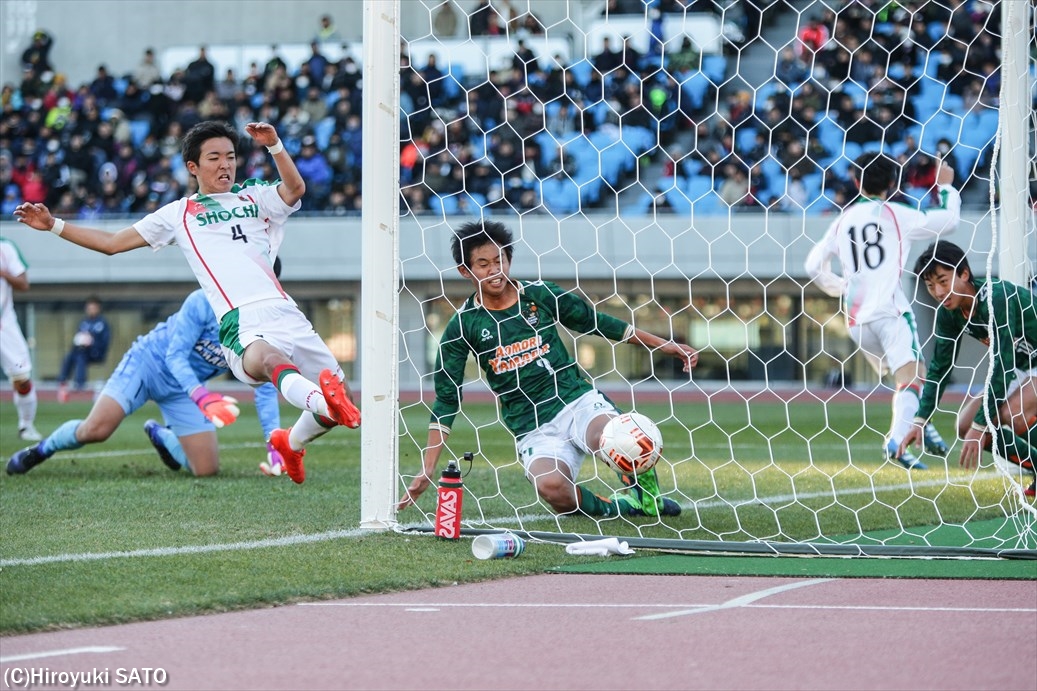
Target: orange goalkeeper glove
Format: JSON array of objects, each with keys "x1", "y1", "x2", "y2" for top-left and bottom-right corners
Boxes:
[{"x1": 190, "y1": 386, "x2": 240, "y2": 428}]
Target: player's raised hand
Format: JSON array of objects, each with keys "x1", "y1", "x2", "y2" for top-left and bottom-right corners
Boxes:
[
  {"x1": 190, "y1": 386, "x2": 240, "y2": 428},
  {"x1": 13, "y1": 202, "x2": 56, "y2": 232},
  {"x1": 244, "y1": 122, "x2": 280, "y2": 148},
  {"x1": 935, "y1": 155, "x2": 955, "y2": 186}
]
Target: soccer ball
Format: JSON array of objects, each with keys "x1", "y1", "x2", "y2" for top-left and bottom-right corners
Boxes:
[{"x1": 597, "y1": 412, "x2": 663, "y2": 476}]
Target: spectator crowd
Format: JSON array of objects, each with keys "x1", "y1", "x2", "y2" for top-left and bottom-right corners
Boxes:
[{"x1": 0, "y1": 0, "x2": 1014, "y2": 222}]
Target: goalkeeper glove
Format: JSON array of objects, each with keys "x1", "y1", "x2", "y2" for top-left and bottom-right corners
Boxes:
[
  {"x1": 190, "y1": 386, "x2": 240, "y2": 428},
  {"x1": 260, "y1": 441, "x2": 285, "y2": 477}
]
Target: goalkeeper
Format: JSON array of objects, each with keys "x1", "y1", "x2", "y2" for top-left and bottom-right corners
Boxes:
[
  {"x1": 7, "y1": 287, "x2": 282, "y2": 477},
  {"x1": 397, "y1": 220, "x2": 699, "y2": 518},
  {"x1": 900, "y1": 241, "x2": 1035, "y2": 497}
]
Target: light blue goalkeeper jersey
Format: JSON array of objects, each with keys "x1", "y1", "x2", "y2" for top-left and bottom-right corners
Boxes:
[{"x1": 123, "y1": 289, "x2": 280, "y2": 437}]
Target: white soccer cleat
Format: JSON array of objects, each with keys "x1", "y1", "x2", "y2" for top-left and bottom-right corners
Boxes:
[{"x1": 18, "y1": 425, "x2": 42, "y2": 442}]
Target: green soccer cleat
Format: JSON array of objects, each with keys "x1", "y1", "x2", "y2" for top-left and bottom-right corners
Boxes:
[{"x1": 620, "y1": 468, "x2": 681, "y2": 517}]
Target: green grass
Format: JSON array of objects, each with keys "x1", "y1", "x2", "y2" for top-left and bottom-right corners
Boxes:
[{"x1": 1, "y1": 397, "x2": 1033, "y2": 633}]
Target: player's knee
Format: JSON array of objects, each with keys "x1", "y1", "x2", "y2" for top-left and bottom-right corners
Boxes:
[
  {"x1": 190, "y1": 463, "x2": 219, "y2": 477},
  {"x1": 13, "y1": 378, "x2": 32, "y2": 395},
  {"x1": 535, "y1": 474, "x2": 576, "y2": 512}
]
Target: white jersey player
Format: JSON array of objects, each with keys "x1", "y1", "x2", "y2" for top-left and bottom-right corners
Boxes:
[
  {"x1": 0, "y1": 237, "x2": 41, "y2": 441},
  {"x1": 13, "y1": 121, "x2": 358, "y2": 484},
  {"x1": 804, "y1": 152, "x2": 961, "y2": 470}
]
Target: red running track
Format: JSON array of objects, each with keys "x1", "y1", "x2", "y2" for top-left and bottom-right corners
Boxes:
[{"x1": 1, "y1": 574, "x2": 1034, "y2": 690}]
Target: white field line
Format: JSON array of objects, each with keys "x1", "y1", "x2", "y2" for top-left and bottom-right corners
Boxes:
[
  {"x1": 635, "y1": 578, "x2": 833, "y2": 620},
  {"x1": 299, "y1": 600, "x2": 1036, "y2": 615},
  {"x1": 0, "y1": 646, "x2": 125, "y2": 663},
  {"x1": 301, "y1": 601, "x2": 1036, "y2": 612},
  {"x1": 0, "y1": 473, "x2": 1012, "y2": 568}
]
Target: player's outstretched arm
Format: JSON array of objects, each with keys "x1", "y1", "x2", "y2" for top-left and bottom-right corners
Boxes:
[
  {"x1": 627, "y1": 327, "x2": 698, "y2": 372},
  {"x1": 244, "y1": 122, "x2": 305, "y2": 207},
  {"x1": 14, "y1": 202, "x2": 147, "y2": 255},
  {"x1": 398, "y1": 428, "x2": 448, "y2": 511}
]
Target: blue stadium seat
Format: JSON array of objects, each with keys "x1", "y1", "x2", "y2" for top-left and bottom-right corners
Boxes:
[
  {"x1": 664, "y1": 187, "x2": 692, "y2": 215},
  {"x1": 567, "y1": 59, "x2": 593, "y2": 88},
  {"x1": 680, "y1": 72, "x2": 711, "y2": 112},
  {"x1": 129, "y1": 120, "x2": 150, "y2": 147},
  {"x1": 446, "y1": 63, "x2": 465, "y2": 99},
  {"x1": 429, "y1": 193, "x2": 459, "y2": 216},
  {"x1": 753, "y1": 81, "x2": 780, "y2": 112},
  {"x1": 693, "y1": 191, "x2": 723, "y2": 215},
  {"x1": 735, "y1": 125, "x2": 759, "y2": 152},
  {"x1": 702, "y1": 55, "x2": 727, "y2": 84},
  {"x1": 816, "y1": 116, "x2": 845, "y2": 156},
  {"x1": 941, "y1": 93, "x2": 964, "y2": 114},
  {"x1": 682, "y1": 174, "x2": 714, "y2": 200},
  {"x1": 314, "y1": 117, "x2": 335, "y2": 150},
  {"x1": 620, "y1": 126, "x2": 654, "y2": 155},
  {"x1": 541, "y1": 177, "x2": 580, "y2": 215},
  {"x1": 626, "y1": 191, "x2": 656, "y2": 215},
  {"x1": 840, "y1": 81, "x2": 868, "y2": 109}
]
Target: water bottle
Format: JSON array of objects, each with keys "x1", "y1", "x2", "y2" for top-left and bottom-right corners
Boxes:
[{"x1": 434, "y1": 453, "x2": 468, "y2": 540}]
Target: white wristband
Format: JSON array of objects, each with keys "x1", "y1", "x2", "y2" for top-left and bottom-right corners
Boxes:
[
  {"x1": 50, "y1": 218, "x2": 65, "y2": 236},
  {"x1": 970, "y1": 422, "x2": 987, "y2": 434},
  {"x1": 266, "y1": 140, "x2": 284, "y2": 155}
]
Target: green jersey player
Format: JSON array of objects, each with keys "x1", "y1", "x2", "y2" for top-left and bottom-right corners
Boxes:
[
  {"x1": 397, "y1": 220, "x2": 699, "y2": 518},
  {"x1": 902, "y1": 241, "x2": 1035, "y2": 498}
]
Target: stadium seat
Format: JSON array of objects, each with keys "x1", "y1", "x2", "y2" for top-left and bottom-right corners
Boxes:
[
  {"x1": 664, "y1": 187, "x2": 692, "y2": 215},
  {"x1": 129, "y1": 120, "x2": 151, "y2": 147},
  {"x1": 626, "y1": 190, "x2": 657, "y2": 215},
  {"x1": 314, "y1": 118, "x2": 335, "y2": 150},
  {"x1": 619, "y1": 126, "x2": 654, "y2": 155},
  {"x1": 541, "y1": 177, "x2": 580, "y2": 215},
  {"x1": 816, "y1": 116, "x2": 845, "y2": 156},
  {"x1": 567, "y1": 59, "x2": 593, "y2": 88},
  {"x1": 682, "y1": 174, "x2": 714, "y2": 200},
  {"x1": 680, "y1": 72, "x2": 711, "y2": 112},
  {"x1": 702, "y1": 55, "x2": 727, "y2": 84},
  {"x1": 735, "y1": 126, "x2": 759, "y2": 152},
  {"x1": 753, "y1": 81, "x2": 780, "y2": 111},
  {"x1": 693, "y1": 191, "x2": 723, "y2": 215}
]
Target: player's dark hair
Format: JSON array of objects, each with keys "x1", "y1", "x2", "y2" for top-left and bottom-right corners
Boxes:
[
  {"x1": 452, "y1": 220, "x2": 514, "y2": 268},
  {"x1": 914, "y1": 241, "x2": 972, "y2": 281},
  {"x1": 853, "y1": 152, "x2": 898, "y2": 196},
  {"x1": 181, "y1": 121, "x2": 238, "y2": 166}
]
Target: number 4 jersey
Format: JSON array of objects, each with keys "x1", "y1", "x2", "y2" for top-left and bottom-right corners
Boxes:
[
  {"x1": 134, "y1": 179, "x2": 299, "y2": 322},
  {"x1": 804, "y1": 185, "x2": 961, "y2": 326}
]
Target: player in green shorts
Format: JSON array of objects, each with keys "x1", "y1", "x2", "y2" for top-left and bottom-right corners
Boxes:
[
  {"x1": 901, "y1": 241, "x2": 1035, "y2": 497},
  {"x1": 397, "y1": 220, "x2": 699, "y2": 518}
]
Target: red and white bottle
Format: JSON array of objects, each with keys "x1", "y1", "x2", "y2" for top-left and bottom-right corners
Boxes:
[{"x1": 434, "y1": 455, "x2": 466, "y2": 540}]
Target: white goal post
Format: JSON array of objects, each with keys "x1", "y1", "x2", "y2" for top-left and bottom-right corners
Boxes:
[{"x1": 359, "y1": 0, "x2": 1036, "y2": 557}]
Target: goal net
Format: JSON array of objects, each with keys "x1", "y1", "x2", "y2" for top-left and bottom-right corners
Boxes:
[{"x1": 362, "y1": 0, "x2": 1037, "y2": 557}]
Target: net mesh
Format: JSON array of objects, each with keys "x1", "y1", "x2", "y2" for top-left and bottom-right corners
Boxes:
[{"x1": 392, "y1": 0, "x2": 1037, "y2": 555}]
